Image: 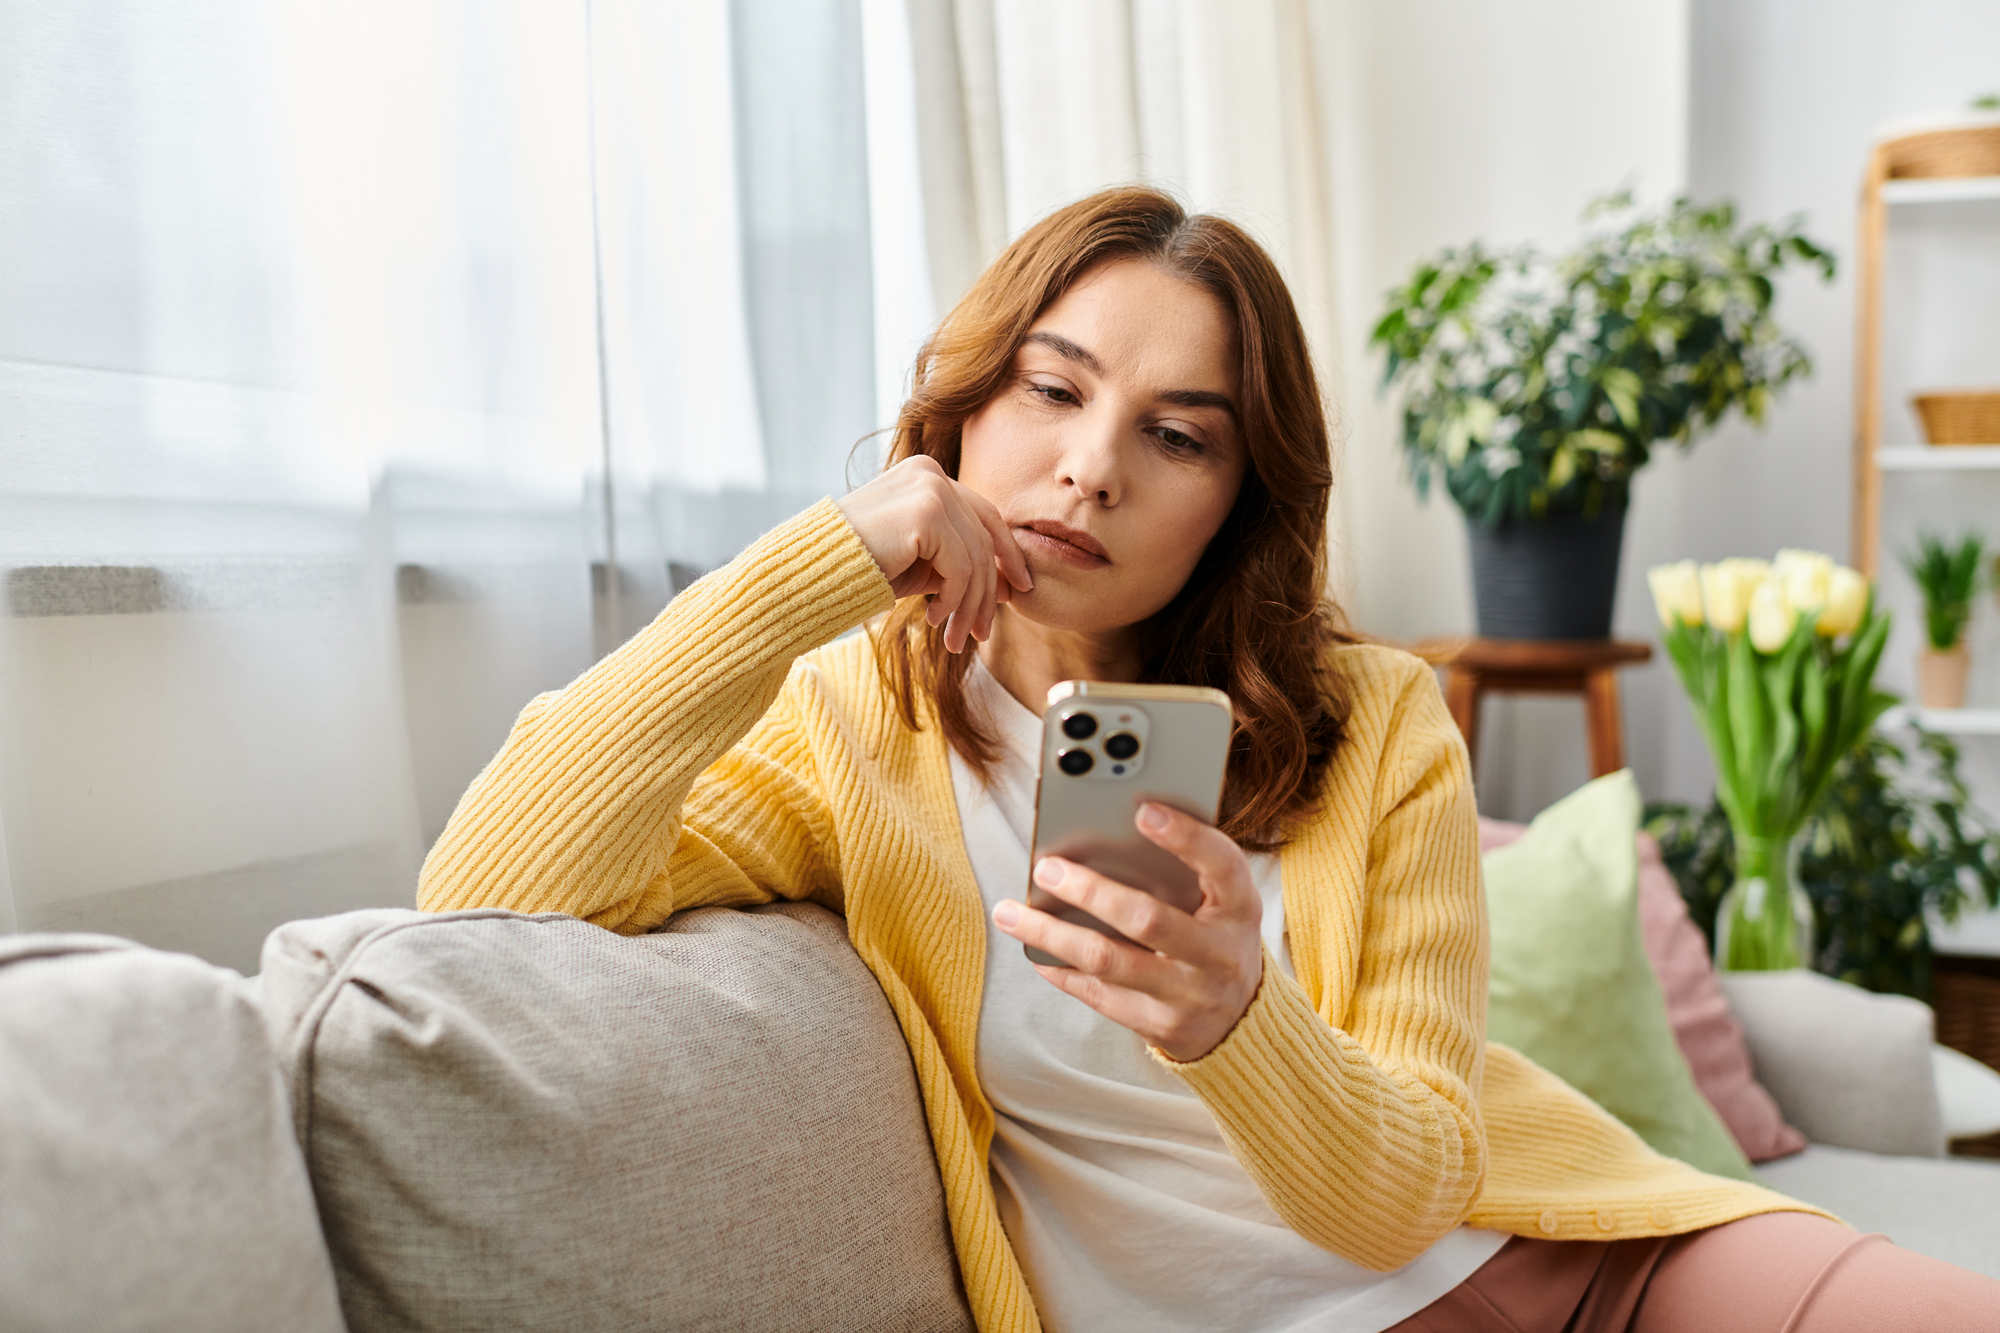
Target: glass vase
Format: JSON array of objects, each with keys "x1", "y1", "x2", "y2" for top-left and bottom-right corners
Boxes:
[{"x1": 1714, "y1": 829, "x2": 1813, "y2": 972}]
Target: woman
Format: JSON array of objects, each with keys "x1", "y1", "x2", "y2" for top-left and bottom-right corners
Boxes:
[{"x1": 420, "y1": 188, "x2": 1997, "y2": 1332}]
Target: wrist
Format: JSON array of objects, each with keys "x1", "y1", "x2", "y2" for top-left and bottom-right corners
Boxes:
[{"x1": 1157, "y1": 950, "x2": 1266, "y2": 1063}]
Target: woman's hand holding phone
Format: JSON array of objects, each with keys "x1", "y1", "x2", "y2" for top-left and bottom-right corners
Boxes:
[
  {"x1": 993, "y1": 801, "x2": 1264, "y2": 1063},
  {"x1": 836, "y1": 455, "x2": 1034, "y2": 653}
]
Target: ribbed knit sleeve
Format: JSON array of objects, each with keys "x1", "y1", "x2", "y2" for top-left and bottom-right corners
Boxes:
[
  {"x1": 416, "y1": 499, "x2": 894, "y2": 931},
  {"x1": 1154, "y1": 647, "x2": 1488, "y2": 1272}
]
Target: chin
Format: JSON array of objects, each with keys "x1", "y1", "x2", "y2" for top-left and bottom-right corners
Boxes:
[{"x1": 1002, "y1": 582, "x2": 1160, "y2": 638}]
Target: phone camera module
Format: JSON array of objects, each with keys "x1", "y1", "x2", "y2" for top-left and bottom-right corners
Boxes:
[
  {"x1": 1103, "y1": 732, "x2": 1140, "y2": 761},
  {"x1": 1060, "y1": 712, "x2": 1098, "y2": 741},
  {"x1": 1056, "y1": 748, "x2": 1094, "y2": 776}
]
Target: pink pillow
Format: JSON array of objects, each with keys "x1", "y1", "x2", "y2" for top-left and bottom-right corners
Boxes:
[{"x1": 1478, "y1": 818, "x2": 1807, "y2": 1162}]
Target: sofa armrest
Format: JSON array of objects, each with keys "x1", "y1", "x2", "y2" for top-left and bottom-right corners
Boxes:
[
  {"x1": 0, "y1": 934, "x2": 346, "y2": 1331},
  {"x1": 1717, "y1": 970, "x2": 1945, "y2": 1158}
]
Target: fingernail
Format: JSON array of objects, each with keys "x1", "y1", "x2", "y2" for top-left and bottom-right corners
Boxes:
[
  {"x1": 1033, "y1": 857, "x2": 1064, "y2": 888},
  {"x1": 1138, "y1": 804, "x2": 1169, "y2": 832},
  {"x1": 993, "y1": 900, "x2": 1019, "y2": 928}
]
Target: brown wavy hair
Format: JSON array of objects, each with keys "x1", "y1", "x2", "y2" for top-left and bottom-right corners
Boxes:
[{"x1": 871, "y1": 186, "x2": 1349, "y2": 850}]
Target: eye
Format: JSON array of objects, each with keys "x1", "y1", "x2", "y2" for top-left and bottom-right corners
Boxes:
[
  {"x1": 1151, "y1": 425, "x2": 1205, "y2": 455},
  {"x1": 1026, "y1": 379, "x2": 1079, "y2": 406}
]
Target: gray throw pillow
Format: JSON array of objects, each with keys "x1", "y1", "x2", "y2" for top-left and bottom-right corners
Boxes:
[
  {"x1": 1718, "y1": 968, "x2": 1946, "y2": 1158},
  {"x1": 257, "y1": 903, "x2": 973, "y2": 1333},
  {"x1": 0, "y1": 934, "x2": 347, "y2": 1333}
]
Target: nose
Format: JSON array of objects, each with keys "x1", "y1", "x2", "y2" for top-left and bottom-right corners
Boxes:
[{"x1": 1055, "y1": 408, "x2": 1124, "y2": 507}]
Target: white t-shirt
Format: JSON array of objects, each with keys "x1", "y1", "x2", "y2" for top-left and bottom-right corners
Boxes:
[{"x1": 952, "y1": 659, "x2": 1505, "y2": 1333}]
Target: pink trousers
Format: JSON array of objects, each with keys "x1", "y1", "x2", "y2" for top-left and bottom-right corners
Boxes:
[{"x1": 1387, "y1": 1212, "x2": 2000, "y2": 1332}]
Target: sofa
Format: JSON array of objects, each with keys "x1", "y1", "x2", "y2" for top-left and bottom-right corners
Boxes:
[{"x1": 4, "y1": 898, "x2": 1998, "y2": 1332}]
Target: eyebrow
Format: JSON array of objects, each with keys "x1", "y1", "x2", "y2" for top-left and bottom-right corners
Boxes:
[
  {"x1": 1023, "y1": 331, "x2": 1103, "y2": 374},
  {"x1": 1160, "y1": 388, "x2": 1239, "y2": 422},
  {"x1": 1022, "y1": 331, "x2": 1240, "y2": 422}
]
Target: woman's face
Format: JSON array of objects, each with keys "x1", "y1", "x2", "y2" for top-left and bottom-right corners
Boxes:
[{"x1": 957, "y1": 259, "x2": 1248, "y2": 637}]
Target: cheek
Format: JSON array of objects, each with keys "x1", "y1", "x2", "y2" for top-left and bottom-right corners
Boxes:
[
  {"x1": 956, "y1": 402, "x2": 1037, "y2": 498},
  {"x1": 1147, "y1": 479, "x2": 1237, "y2": 576}
]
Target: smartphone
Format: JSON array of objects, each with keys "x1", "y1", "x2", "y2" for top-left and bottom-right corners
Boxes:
[{"x1": 1023, "y1": 680, "x2": 1234, "y2": 967}]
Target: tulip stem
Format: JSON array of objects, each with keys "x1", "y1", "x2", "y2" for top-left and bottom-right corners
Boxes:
[{"x1": 1719, "y1": 830, "x2": 1807, "y2": 971}]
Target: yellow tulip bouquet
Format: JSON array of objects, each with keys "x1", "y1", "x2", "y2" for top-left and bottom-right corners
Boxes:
[{"x1": 1648, "y1": 550, "x2": 1897, "y2": 970}]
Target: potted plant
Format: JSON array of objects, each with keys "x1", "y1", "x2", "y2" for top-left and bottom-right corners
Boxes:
[
  {"x1": 1647, "y1": 551, "x2": 1895, "y2": 970},
  {"x1": 1901, "y1": 532, "x2": 1986, "y2": 709},
  {"x1": 1371, "y1": 195, "x2": 1835, "y2": 639}
]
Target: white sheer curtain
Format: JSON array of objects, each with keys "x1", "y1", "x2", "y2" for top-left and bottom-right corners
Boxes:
[
  {"x1": 0, "y1": 0, "x2": 1336, "y2": 968},
  {"x1": 0, "y1": 0, "x2": 876, "y2": 970}
]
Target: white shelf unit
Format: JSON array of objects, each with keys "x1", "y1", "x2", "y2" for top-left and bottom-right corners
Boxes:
[
  {"x1": 1882, "y1": 176, "x2": 2000, "y2": 205},
  {"x1": 1883, "y1": 706, "x2": 2000, "y2": 736},
  {"x1": 1855, "y1": 126, "x2": 2000, "y2": 751},
  {"x1": 1877, "y1": 446, "x2": 2000, "y2": 470},
  {"x1": 1853, "y1": 126, "x2": 2000, "y2": 576}
]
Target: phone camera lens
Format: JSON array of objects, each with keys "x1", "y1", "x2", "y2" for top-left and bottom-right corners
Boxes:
[
  {"x1": 1061, "y1": 712, "x2": 1098, "y2": 740},
  {"x1": 1103, "y1": 732, "x2": 1140, "y2": 760},
  {"x1": 1057, "y1": 749, "x2": 1094, "y2": 776}
]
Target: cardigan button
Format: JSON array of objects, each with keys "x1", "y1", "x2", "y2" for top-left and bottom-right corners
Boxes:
[
  {"x1": 1538, "y1": 1210, "x2": 1559, "y2": 1235},
  {"x1": 1649, "y1": 1206, "x2": 1672, "y2": 1228},
  {"x1": 1594, "y1": 1210, "x2": 1617, "y2": 1232}
]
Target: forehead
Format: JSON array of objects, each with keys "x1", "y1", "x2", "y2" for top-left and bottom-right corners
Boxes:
[{"x1": 1027, "y1": 260, "x2": 1240, "y2": 395}]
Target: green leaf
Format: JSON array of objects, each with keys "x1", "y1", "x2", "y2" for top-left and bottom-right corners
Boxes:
[
  {"x1": 1600, "y1": 368, "x2": 1643, "y2": 429},
  {"x1": 1726, "y1": 631, "x2": 1770, "y2": 827},
  {"x1": 1798, "y1": 646, "x2": 1831, "y2": 782}
]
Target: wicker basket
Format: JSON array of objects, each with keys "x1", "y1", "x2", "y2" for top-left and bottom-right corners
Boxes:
[
  {"x1": 1883, "y1": 124, "x2": 2000, "y2": 179},
  {"x1": 1912, "y1": 391, "x2": 2000, "y2": 446},
  {"x1": 1937, "y1": 961, "x2": 2000, "y2": 1158}
]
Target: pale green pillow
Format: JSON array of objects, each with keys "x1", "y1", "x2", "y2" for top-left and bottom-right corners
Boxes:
[{"x1": 1483, "y1": 770, "x2": 1754, "y2": 1181}]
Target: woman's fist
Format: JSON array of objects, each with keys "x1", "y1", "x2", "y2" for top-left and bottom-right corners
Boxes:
[{"x1": 837, "y1": 456, "x2": 1034, "y2": 652}]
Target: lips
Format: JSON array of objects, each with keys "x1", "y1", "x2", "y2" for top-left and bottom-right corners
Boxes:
[{"x1": 1016, "y1": 520, "x2": 1110, "y2": 568}]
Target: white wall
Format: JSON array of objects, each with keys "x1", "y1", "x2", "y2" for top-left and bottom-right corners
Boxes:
[
  {"x1": 1318, "y1": 0, "x2": 2000, "y2": 832},
  {"x1": 1681, "y1": 0, "x2": 2000, "y2": 705},
  {"x1": 1316, "y1": 0, "x2": 1689, "y2": 819}
]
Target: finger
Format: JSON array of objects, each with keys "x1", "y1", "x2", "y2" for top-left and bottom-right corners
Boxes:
[
  {"x1": 962, "y1": 484, "x2": 1033, "y2": 594},
  {"x1": 1031, "y1": 962, "x2": 1176, "y2": 1040},
  {"x1": 889, "y1": 552, "x2": 948, "y2": 601},
  {"x1": 958, "y1": 495, "x2": 1001, "y2": 641},
  {"x1": 1133, "y1": 804, "x2": 1261, "y2": 922},
  {"x1": 944, "y1": 505, "x2": 993, "y2": 645},
  {"x1": 1028, "y1": 856, "x2": 1203, "y2": 962},
  {"x1": 940, "y1": 500, "x2": 996, "y2": 649},
  {"x1": 992, "y1": 897, "x2": 1164, "y2": 990},
  {"x1": 925, "y1": 522, "x2": 974, "y2": 648}
]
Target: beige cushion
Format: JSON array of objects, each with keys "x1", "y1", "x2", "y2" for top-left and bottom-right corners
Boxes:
[
  {"x1": 1718, "y1": 969, "x2": 1946, "y2": 1157},
  {"x1": 1755, "y1": 1144, "x2": 2000, "y2": 1279},
  {"x1": 0, "y1": 934, "x2": 347, "y2": 1333},
  {"x1": 258, "y1": 903, "x2": 973, "y2": 1333}
]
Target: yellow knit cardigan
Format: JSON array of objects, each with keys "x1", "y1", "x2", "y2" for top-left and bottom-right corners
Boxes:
[{"x1": 418, "y1": 499, "x2": 1817, "y2": 1333}]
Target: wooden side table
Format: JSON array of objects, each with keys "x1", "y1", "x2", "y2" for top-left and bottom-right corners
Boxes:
[{"x1": 1414, "y1": 638, "x2": 1654, "y2": 778}]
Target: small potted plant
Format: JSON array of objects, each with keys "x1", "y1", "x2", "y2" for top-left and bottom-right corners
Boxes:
[
  {"x1": 1648, "y1": 551, "x2": 1894, "y2": 970},
  {"x1": 1902, "y1": 532, "x2": 1986, "y2": 709},
  {"x1": 1372, "y1": 195, "x2": 1834, "y2": 639}
]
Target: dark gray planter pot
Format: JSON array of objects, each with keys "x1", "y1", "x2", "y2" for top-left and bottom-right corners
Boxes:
[{"x1": 1465, "y1": 502, "x2": 1628, "y2": 640}]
